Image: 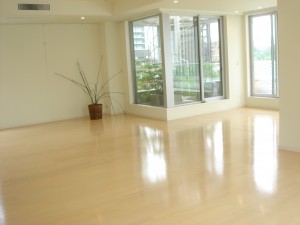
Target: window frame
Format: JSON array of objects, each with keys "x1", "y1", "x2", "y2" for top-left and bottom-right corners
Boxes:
[
  {"x1": 129, "y1": 14, "x2": 166, "y2": 106},
  {"x1": 129, "y1": 13, "x2": 226, "y2": 108},
  {"x1": 168, "y1": 14, "x2": 202, "y2": 106},
  {"x1": 249, "y1": 12, "x2": 279, "y2": 98},
  {"x1": 199, "y1": 16, "x2": 226, "y2": 102}
]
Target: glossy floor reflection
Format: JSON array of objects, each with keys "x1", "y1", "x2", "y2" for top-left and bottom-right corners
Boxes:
[{"x1": 1, "y1": 108, "x2": 300, "y2": 225}]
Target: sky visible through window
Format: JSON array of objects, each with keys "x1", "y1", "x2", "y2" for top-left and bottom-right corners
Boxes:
[{"x1": 252, "y1": 15, "x2": 271, "y2": 50}]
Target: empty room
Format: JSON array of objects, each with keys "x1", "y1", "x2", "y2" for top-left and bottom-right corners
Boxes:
[{"x1": 1, "y1": 0, "x2": 300, "y2": 224}]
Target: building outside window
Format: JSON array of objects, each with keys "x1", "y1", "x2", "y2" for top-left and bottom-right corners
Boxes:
[
  {"x1": 129, "y1": 13, "x2": 225, "y2": 107},
  {"x1": 249, "y1": 12, "x2": 278, "y2": 98}
]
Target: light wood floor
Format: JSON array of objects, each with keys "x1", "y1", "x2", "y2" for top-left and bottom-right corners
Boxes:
[{"x1": 1, "y1": 108, "x2": 300, "y2": 225}]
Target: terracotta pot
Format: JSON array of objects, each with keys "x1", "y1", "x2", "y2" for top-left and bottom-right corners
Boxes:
[{"x1": 88, "y1": 104, "x2": 102, "y2": 120}]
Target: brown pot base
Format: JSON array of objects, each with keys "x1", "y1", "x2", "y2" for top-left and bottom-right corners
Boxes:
[{"x1": 88, "y1": 104, "x2": 102, "y2": 120}]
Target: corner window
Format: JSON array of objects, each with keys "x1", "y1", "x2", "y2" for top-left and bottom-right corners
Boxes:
[
  {"x1": 129, "y1": 14, "x2": 225, "y2": 107},
  {"x1": 249, "y1": 12, "x2": 278, "y2": 97}
]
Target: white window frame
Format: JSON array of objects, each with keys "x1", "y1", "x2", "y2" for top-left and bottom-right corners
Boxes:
[
  {"x1": 249, "y1": 12, "x2": 279, "y2": 98},
  {"x1": 129, "y1": 13, "x2": 226, "y2": 108}
]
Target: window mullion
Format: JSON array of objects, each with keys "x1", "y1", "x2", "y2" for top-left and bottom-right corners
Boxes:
[
  {"x1": 161, "y1": 13, "x2": 174, "y2": 107},
  {"x1": 198, "y1": 17, "x2": 205, "y2": 101},
  {"x1": 271, "y1": 14, "x2": 275, "y2": 97}
]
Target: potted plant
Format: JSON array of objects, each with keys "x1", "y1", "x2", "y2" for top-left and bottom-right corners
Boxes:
[{"x1": 54, "y1": 59, "x2": 123, "y2": 120}]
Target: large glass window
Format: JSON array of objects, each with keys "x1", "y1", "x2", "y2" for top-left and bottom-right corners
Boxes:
[
  {"x1": 129, "y1": 14, "x2": 225, "y2": 107},
  {"x1": 200, "y1": 17, "x2": 224, "y2": 99},
  {"x1": 170, "y1": 16, "x2": 201, "y2": 105},
  {"x1": 130, "y1": 15, "x2": 164, "y2": 106},
  {"x1": 249, "y1": 12, "x2": 278, "y2": 97}
]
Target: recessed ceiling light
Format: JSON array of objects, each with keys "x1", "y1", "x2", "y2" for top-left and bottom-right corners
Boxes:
[
  {"x1": 174, "y1": 0, "x2": 179, "y2": 3},
  {"x1": 258, "y1": 6, "x2": 262, "y2": 9},
  {"x1": 81, "y1": 16, "x2": 85, "y2": 20},
  {"x1": 235, "y1": 10, "x2": 239, "y2": 14}
]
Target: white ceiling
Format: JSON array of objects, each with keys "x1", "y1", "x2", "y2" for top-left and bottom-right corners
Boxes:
[{"x1": 0, "y1": 0, "x2": 277, "y2": 24}]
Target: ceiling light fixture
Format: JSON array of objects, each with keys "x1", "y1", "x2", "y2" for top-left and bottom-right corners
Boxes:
[
  {"x1": 258, "y1": 6, "x2": 262, "y2": 9},
  {"x1": 81, "y1": 16, "x2": 85, "y2": 20},
  {"x1": 235, "y1": 10, "x2": 239, "y2": 14},
  {"x1": 174, "y1": 0, "x2": 179, "y2": 3}
]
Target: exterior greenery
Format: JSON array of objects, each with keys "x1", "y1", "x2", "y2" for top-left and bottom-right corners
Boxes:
[
  {"x1": 203, "y1": 63, "x2": 220, "y2": 81},
  {"x1": 135, "y1": 61, "x2": 221, "y2": 101},
  {"x1": 136, "y1": 60, "x2": 163, "y2": 94},
  {"x1": 253, "y1": 47, "x2": 272, "y2": 60},
  {"x1": 135, "y1": 60, "x2": 163, "y2": 104}
]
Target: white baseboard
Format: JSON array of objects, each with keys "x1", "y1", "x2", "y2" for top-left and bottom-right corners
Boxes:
[{"x1": 279, "y1": 145, "x2": 300, "y2": 153}]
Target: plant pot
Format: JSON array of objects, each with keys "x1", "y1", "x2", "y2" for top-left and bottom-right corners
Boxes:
[{"x1": 88, "y1": 104, "x2": 102, "y2": 120}]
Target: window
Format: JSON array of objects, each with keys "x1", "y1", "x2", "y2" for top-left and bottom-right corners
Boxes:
[
  {"x1": 249, "y1": 12, "x2": 278, "y2": 97},
  {"x1": 200, "y1": 17, "x2": 224, "y2": 100},
  {"x1": 129, "y1": 14, "x2": 225, "y2": 107},
  {"x1": 170, "y1": 15, "x2": 201, "y2": 105},
  {"x1": 130, "y1": 15, "x2": 164, "y2": 106}
]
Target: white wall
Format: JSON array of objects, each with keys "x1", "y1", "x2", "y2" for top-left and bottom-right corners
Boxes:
[
  {"x1": 278, "y1": 0, "x2": 300, "y2": 151},
  {"x1": 113, "y1": 0, "x2": 276, "y2": 21},
  {"x1": 101, "y1": 21, "x2": 125, "y2": 114},
  {"x1": 0, "y1": 0, "x2": 113, "y2": 23},
  {"x1": 246, "y1": 97, "x2": 279, "y2": 110},
  {"x1": 120, "y1": 15, "x2": 246, "y2": 120},
  {"x1": 0, "y1": 24, "x2": 105, "y2": 129}
]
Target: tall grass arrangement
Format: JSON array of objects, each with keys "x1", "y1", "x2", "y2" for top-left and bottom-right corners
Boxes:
[{"x1": 54, "y1": 59, "x2": 124, "y2": 111}]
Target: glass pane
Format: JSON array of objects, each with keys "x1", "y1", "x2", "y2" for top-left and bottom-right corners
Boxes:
[
  {"x1": 170, "y1": 16, "x2": 201, "y2": 105},
  {"x1": 200, "y1": 18, "x2": 223, "y2": 99},
  {"x1": 131, "y1": 16, "x2": 164, "y2": 107},
  {"x1": 251, "y1": 14, "x2": 278, "y2": 96}
]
